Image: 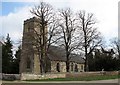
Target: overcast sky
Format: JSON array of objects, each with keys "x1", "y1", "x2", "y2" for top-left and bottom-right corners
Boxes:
[{"x1": 0, "y1": 0, "x2": 119, "y2": 47}]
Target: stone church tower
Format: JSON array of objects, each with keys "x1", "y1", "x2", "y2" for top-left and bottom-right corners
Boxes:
[{"x1": 20, "y1": 17, "x2": 47, "y2": 74}]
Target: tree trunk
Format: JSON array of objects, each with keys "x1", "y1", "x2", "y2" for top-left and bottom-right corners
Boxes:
[
  {"x1": 66, "y1": 52, "x2": 70, "y2": 72},
  {"x1": 85, "y1": 54, "x2": 89, "y2": 72},
  {"x1": 66, "y1": 61, "x2": 70, "y2": 72}
]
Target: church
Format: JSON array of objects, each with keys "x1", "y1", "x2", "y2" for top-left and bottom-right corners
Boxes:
[{"x1": 19, "y1": 17, "x2": 85, "y2": 74}]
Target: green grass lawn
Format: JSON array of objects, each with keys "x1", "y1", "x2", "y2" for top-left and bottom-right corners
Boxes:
[{"x1": 25, "y1": 75, "x2": 120, "y2": 81}]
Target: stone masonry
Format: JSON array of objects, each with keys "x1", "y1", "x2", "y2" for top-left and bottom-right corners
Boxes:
[{"x1": 20, "y1": 17, "x2": 41, "y2": 74}]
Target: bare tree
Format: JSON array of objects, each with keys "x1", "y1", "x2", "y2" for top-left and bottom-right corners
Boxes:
[
  {"x1": 58, "y1": 8, "x2": 80, "y2": 72},
  {"x1": 110, "y1": 37, "x2": 120, "y2": 59},
  {"x1": 30, "y1": 2, "x2": 59, "y2": 74},
  {"x1": 77, "y1": 11, "x2": 102, "y2": 71}
]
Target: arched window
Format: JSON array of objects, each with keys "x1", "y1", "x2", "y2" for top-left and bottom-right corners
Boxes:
[
  {"x1": 71, "y1": 63, "x2": 74, "y2": 71},
  {"x1": 56, "y1": 63, "x2": 60, "y2": 72},
  {"x1": 75, "y1": 64, "x2": 78, "y2": 72},
  {"x1": 81, "y1": 65, "x2": 83, "y2": 70}
]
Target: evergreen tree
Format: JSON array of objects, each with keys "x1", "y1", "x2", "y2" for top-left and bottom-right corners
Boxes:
[
  {"x1": 88, "y1": 52, "x2": 95, "y2": 71},
  {"x1": 88, "y1": 48, "x2": 119, "y2": 71},
  {"x1": 12, "y1": 45, "x2": 21, "y2": 74},
  {"x1": 2, "y1": 34, "x2": 13, "y2": 73}
]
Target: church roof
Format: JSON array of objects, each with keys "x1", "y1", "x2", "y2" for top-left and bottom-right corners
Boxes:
[{"x1": 48, "y1": 45, "x2": 85, "y2": 64}]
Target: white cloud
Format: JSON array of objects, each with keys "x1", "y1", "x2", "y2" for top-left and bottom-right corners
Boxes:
[
  {"x1": 1, "y1": 1, "x2": 71, "y2": 42},
  {"x1": 69, "y1": 0, "x2": 118, "y2": 42},
  {"x1": 1, "y1": 6, "x2": 33, "y2": 42},
  {"x1": 2, "y1": 0, "x2": 39, "y2": 2},
  {"x1": 1, "y1": 0, "x2": 119, "y2": 46},
  {"x1": 2, "y1": 0, "x2": 69, "y2": 2}
]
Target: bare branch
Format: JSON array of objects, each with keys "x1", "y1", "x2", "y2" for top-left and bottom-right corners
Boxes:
[{"x1": 77, "y1": 10, "x2": 102, "y2": 71}]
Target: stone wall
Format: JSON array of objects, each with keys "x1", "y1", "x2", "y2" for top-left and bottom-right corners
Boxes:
[
  {"x1": 51, "y1": 61, "x2": 66, "y2": 72},
  {"x1": 51, "y1": 61, "x2": 57, "y2": 72},
  {"x1": 104, "y1": 71, "x2": 119, "y2": 75},
  {"x1": 2, "y1": 74, "x2": 20, "y2": 80},
  {"x1": 20, "y1": 71, "x2": 119, "y2": 80},
  {"x1": 60, "y1": 62, "x2": 66, "y2": 72},
  {"x1": 77, "y1": 64, "x2": 84, "y2": 72},
  {"x1": 51, "y1": 61, "x2": 85, "y2": 73},
  {"x1": 66, "y1": 71, "x2": 119, "y2": 78},
  {"x1": 33, "y1": 53, "x2": 40, "y2": 74},
  {"x1": 21, "y1": 73, "x2": 66, "y2": 80},
  {"x1": 1, "y1": 71, "x2": 117, "y2": 80}
]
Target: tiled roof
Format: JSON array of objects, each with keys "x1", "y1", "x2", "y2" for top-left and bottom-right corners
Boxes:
[{"x1": 48, "y1": 45, "x2": 85, "y2": 64}]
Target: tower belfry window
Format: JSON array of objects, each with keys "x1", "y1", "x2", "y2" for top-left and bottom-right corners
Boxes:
[
  {"x1": 28, "y1": 28, "x2": 30, "y2": 32},
  {"x1": 28, "y1": 28, "x2": 32, "y2": 32}
]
